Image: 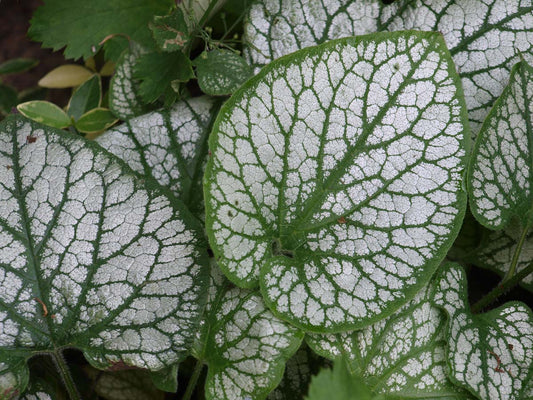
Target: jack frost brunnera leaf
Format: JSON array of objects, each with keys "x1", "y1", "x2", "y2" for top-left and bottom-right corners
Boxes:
[
  {"x1": 244, "y1": 0, "x2": 533, "y2": 132},
  {"x1": 96, "y1": 96, "x2": 221, "y2": 219},
  {"x1": 0, "y1": 116, "x2": 208, "y2": 395},
  {"x1": 193, "y1": 263, "x2": 303, "y2": 400},
  {"x1": 434, "y1": 264, "x2": 533, "y2": 400},
  {"x1": 306, "y1": 270, "x2": 472, "y2": 399},
  {"x1": 469, "y1": 60, "x2": 533, "y2": 229},
  {"x1": 205, "y1": 31, "x2": 468, "y2": 332},
  {"x1": 434, "y1": 263, "x2": 533, "y2": 400}
]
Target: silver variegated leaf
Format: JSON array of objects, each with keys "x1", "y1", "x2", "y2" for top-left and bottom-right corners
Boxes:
[
  {"x1": 434, "y1": 263, "x2": 533, "y2": 400},
  {"x1": 0, "y1": 116, "x2": 208, "y2": 396},
  {"x1": 244, "y1": 0, "x2": 533, "y2": 132},
  {"x1": 306, "y1": 272, "x2": 472, "y2": 399},
  {"x1": 193, "y1": 264, "x2": 304, "y2": 400},
  {"x1": 97, "y1": 96, "x2": 220, "y2": 219},
  {"x1": 205, "y1": 31, "x2": 468, "y2": 331}
]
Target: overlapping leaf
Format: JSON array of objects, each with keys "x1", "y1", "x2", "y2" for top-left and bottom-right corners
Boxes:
[
  {"x1": 244, "y1": 0, "x2": 533, "y2": 131},
  {"x1": 193, "y1": 264, "x2": 304, "y2": 400},
  {"x1": 205, "y1": 32, "x2": 468, "y2": 331},
  {"x1": 306, "y1": 274, "x2": 472, "y2": 399},
  {"x1": 434, "y1": 263, "x2": 533, "y2": 400},
  {"x1": 469, "y1": 60, "x2": 533, "y2": 229},
  {"x1": 108, "y1": 43, "x2": 149, "y2": 121},
  {"x1": 0, "y1": 116, "x2": 208, "y2": 395},
  {"x1": 96, "y1": 96, "x2": 220, "y2": 219}
]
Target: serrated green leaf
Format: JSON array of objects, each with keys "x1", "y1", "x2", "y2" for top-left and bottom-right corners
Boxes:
[
  {"x1": 469, "y1": 60, "x2": 533, "y2": 230},
  {"x1": 0, "y1": 116, "x2": 209, "y2": 395},
  {"x1": 205, "y1": 31, "x2": 469, "y2": 331},
  {"x1": 0, "y1": 59, "x2": 38, "y2": 76},
  {"x1": 194, "y1": 50, "x2": 253, "y2": 96},
  {"x1": 68, "y1": 75, "x2": 102, "y2": 120},
  {"x1": 198, "y1": 264, "x2": 304, "y2": 400},
  {"x1": 305, "y1": 360, "x2": 374, "y2": 400},
  {"x1": 108, "y1": 43, "x2": 149, "y2": 121},
  {"x1": 267, "y1": 344, "x2": 327, "y2": 400},
  {"x1": 134, "y1": 51, "x2": 194, "y2": 104},
  {"x1": 96, "y1": 96, "x2": 221, "y2": 219},
  {"x1": 85, "y1": 368, "x2": 164, "y2": 400},
  {"x1": 28, "y1": 0, "x2": 173, "y2": 60},
  {"x1": 16, "y1": 101, "x2": 71, "y2": 129},
  {"x1": 434, "y1": 263, "x2": 533, "y2": 400},
  {"x1": 469, "y1": 220, "x2": 533, "y2": 293},
  {"x1": 150, "y1": 9, "x2": 190, "y2": 52},
  {"x1": 244, "y1": 0, "x2": 533, "y2": 132},
  {"x1": 103, "y1": 37, "x2": 131, "y2": 64},
  {"x1": 75, "y1": 108, "x2": 118, "y2": 134},
  {"x1": 306, "y1": 273, "x2": 472, "y2": 399}
]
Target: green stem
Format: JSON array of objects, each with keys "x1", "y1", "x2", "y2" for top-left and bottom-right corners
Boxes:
[
  {"x1": 471, "y1": 261, "x2": 533, "y2": 313},
  {"x1": 50, "y1": 349, "x2": 81, "y2": 400},
  {"x1": 182, "y1": 359, "x2": 204, "y2": 400},
  {"x1": 505, "y1": 223, "x2": 531, "y2": 280}
]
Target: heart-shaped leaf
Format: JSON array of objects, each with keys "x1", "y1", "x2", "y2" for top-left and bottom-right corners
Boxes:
[
  {"x1": 306, "y1": 270, "x2": 472, "y2": 399},
  {"x1": 433, "y1": 263, "x2": 533, "y2": 400},
  {"x1": 193, "y1": 50, "x2": 253, "y2": 96},
  {"x1": 469, "y1": 60, "x2": 533, "y2": 230},
  {"x1": 244, "y1": 0, "x2": 533, "y2": 131},
  {"x1": 96, "y1": 96, "x2": 221, "y2": 219},
  {"x1": 0, "y1": 116, "x2": 208, "y2": 396},
  {"x1": 109, "y1": 43, "x2": 149, "y2": 121},
  {"x1": 205, "y1": 31, "x2": 468, "y2": 331},
  {"x1": 193, "y1": 264, "x2": 304, "y2": 400}
]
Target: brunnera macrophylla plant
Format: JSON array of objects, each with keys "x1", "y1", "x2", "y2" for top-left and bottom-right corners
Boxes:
[{"x1": 0, "y1": 1, "x2": 533, "y2": 400}]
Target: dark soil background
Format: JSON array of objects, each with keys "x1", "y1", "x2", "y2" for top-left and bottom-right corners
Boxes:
[{"x1": 0, "y1": 0, "x2": 70, "y2": 106}]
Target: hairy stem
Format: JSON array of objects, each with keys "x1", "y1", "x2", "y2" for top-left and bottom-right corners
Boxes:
[
  {"x1": 182, "y1": 359, "x2": 204, "y2": 400},
  {"x1": 50, "y1": 349, "x2": 81, "y2": 400},
  {"x1": 471, "y1": 261, "x2": 533, "y2": 313}
]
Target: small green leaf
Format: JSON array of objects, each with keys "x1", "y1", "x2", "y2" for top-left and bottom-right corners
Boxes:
[
  {"x1": 96, "y1": 96, "x2": 221, "y2": 219},
  {"x1": 68, "y1": 75, "x2": 102, "y2": 120},
  {"x1": 433, "y1": 263, "x2": 533, "y2": 400},
  {"x1": 0, "y1": 115, "x2": 209, "y2": 396},
  {"x1": 469, "y1": 60, "x2": 533, "y2": 230},
  {"x1": 205, "y1": 31, "x2": 469, "y2": 331},
  {"x1": 244, "y1": 0, "x2": 533, "y2": 132},
  {"x1": 28, "y1": 0, "x2": 174, "y2": 60},
  {"x1": 109, "y1": 43, "x2": 149, "y2": 120},
  {"x1": 150, "y1": 9, "x2": 190, "y2": 52},
  {"x1": 17, "y1": 100, "x2": 71, "y2": 129},
  {"x1": 197, "y1": 264, "x2": 304, "y2": 400},
  {"x1": 38, "y1": 65, "x2": 93, "y2": 88},
  {"x1": 134, "y1": 51, "x2": 194, "y2": 104},
  {"x1": 0, "y1": 83, "x2": 18, "y2": 114},
  {"x1": 149, "y1": 365, "x2": 178, "y2": 393},
  {"x1": 193, "y1": 50, "x2": 252, "y2": 96},
  {"x1": 305, "y1": 360, "x2": 374, "y2": 400},
  {"x1": 0, "y1": 59, "x2": 38, "y2": 75},
  {"x1": 306, "y1": 271, "x2": 472, "y2": 399},
  {"x1": 75, "y1": 108, "x2": 118, "y2": 133}
]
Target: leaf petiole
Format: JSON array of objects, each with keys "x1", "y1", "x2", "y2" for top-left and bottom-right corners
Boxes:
[{"x1": 50, "y1": 349, "x2": 81, "y2": 400}]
